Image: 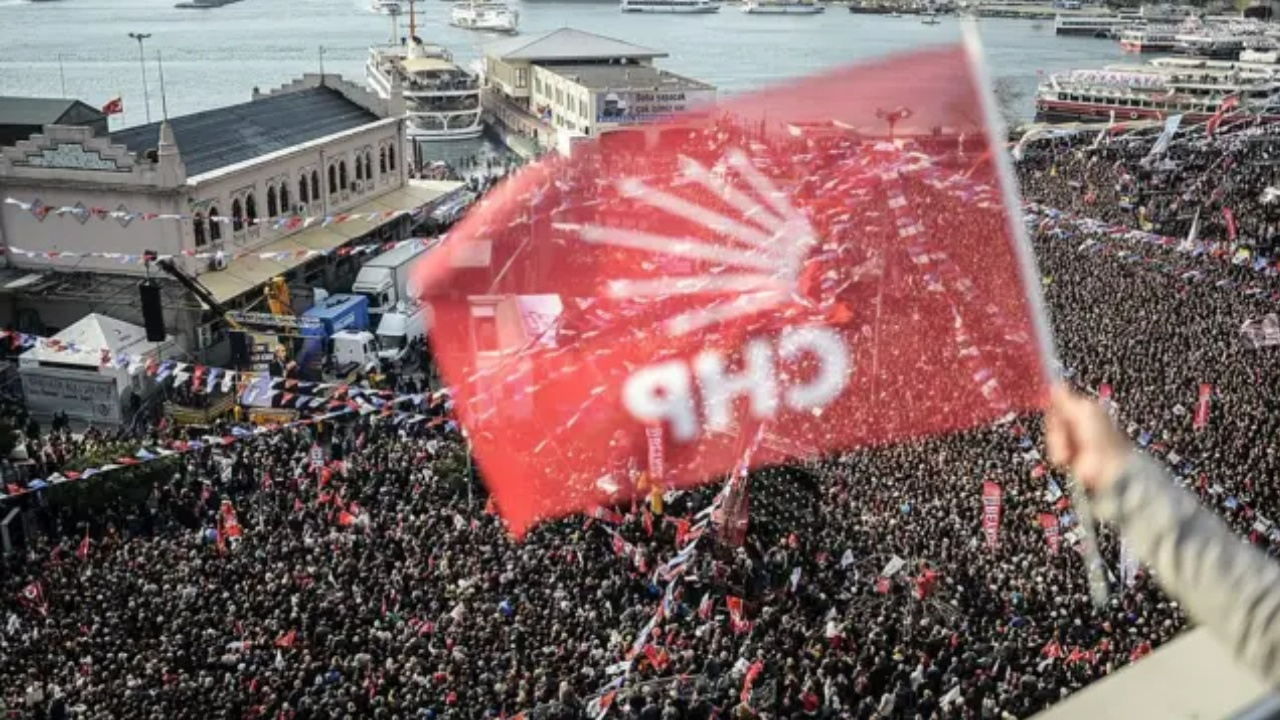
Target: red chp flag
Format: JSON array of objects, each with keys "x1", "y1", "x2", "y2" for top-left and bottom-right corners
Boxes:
[
  {"x1": 981, "y1": 481, "x2": 1003, "y2": 550},
  {"x1": 1039, "y1": 512, "x2": 1060, "y2": 555},
  {"x1": 416, "y1": 41, "x2": 1048, "y2": 535},
  {"x1": 1194, "y1": 383, "x2": 1213, "y2": 431}
]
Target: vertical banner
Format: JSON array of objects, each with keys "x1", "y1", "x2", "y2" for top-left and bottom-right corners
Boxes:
[
  {"x1": 645, "y1": 424, "x2": 665, "y2": 485},
  {"x1": 1224, "y1": 207, "x2": 1238, "y2": 241},
  {"x1": 1194, "y1": 383, "x2": 1212, "y2": 431},
  {"x1": 1039, "y1": 512, "x2": 1060, "y2": 555},
  {"x1": 981, "y1": 481, "x2": 1003, "y2": 550},
  {"x1": 310, "y1": 444, "x2": 325, "y2": 470}
]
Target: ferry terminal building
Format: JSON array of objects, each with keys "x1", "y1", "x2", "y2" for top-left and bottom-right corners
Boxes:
[{"x1": 0, "y1": 74, "x2": 463, "y2": 365}]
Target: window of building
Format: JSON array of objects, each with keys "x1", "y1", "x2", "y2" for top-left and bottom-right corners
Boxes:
[
  {"x1": 388, "y1": 146, "x2": 396, "y2": 171},
  {"x1": 364, "y1": 152, "x2": 373, "y2": 180},
  {"x1": 266, "y1": 186, "x2": 279, "y2": 218},
  {"x1": 193, "y1": 212, "x2": 207, "y2": 247},
  {"x1": 339, "y1": 161, "x2": 348, "y2": 190},
  {"x1": 328, "y1": 165, "x2": 338, "y2": 195},
  {"x1": 355, "y1": 156, "x2": 364, "y2": 182},
  {"x1": 379, "y1": 148, "x2": 388, "y2": 174},
  {"x1": 246, "y1": 193, "x2": 258, "y2": 224},
  {"x1": 280, "y1": 183, "x2": 291, "y2": 213},
  {"x1": 298, "y1": 175, "x2": 309, "y2": 204},
  {"x1": 231, "y1": 199, "x2": 244, "y2": 232},
  {"x1": 474, "y1": 316, "x2": 498, "y2": 353},
  {"x1": 209, "y1": 207, "x2": 222, "y2": 241},
  {"x1": 312, "y1": 170, "x2": 321, "y2": 201},
  {"x1": 516, "y1": 67, "x2": 528, "y2": 88}
]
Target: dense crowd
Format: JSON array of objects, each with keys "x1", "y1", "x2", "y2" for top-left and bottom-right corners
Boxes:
[{"x1": 2, "y1": 119, "x2": 1279, "y2": 720}]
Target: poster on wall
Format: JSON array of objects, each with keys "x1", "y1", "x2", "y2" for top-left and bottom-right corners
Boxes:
[
  {"x1": 596, "y1": 89, "x2": 716, "y2": 125},
  {"x1": 22, "y1": 372, "x2": 120, "y2": 423}
]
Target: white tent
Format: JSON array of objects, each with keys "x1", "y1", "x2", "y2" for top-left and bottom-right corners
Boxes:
[{"x1": 18, "y1": 314, "x2": 169, "y2": 425}]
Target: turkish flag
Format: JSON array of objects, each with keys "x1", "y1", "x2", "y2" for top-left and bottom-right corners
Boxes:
[
  {"x1": 418, "y1": 39, "x2": 1049, "y2": 535},
  {"x1": 101, "y1": 97, "x2": 123, "y2": 116}
]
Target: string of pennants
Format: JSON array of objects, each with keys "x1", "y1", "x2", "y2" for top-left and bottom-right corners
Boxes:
[
  {"x1": 3, "y1": 197, "x2": 423, "y2": 230},
  {"x1": 0, "y1": 329, "x2": 450, "y2": 411},
  {"x1": 3, "y1": 236, "x2": 439, "y2": 267},
  {"x1": 573, "y1": 424, "x2": 770, "y2": 719},
  {"x1": 1023, "y1": 204, "x2": 1280, "y2": 297},
  {"x1": 0, "y1": 390, "x2": 449, "y2": 502}
]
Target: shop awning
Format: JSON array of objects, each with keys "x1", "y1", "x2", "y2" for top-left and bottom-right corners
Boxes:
[{"x1": 198, "y1": 181, "x2": 465, "y2": 304}]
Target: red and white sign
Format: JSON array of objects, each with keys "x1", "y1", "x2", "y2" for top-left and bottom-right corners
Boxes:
[
  {"x1": 645, "y1": 424, "x2": 665, "y2": 484},
  {"x1": 1194, "y1": 383, "x2": 1212, "y2": 431},
  {"x1": 417, "y1": 42, "x2": 1049, "y2": 535},
  {"x1": 981, "y1": 481, "x2": 1003, "y2": 550},
  {"x1": 1039, "y1": 512, "x2": 1060, "y2": 555}
]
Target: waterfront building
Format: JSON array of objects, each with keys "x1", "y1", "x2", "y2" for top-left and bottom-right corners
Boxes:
[
  {"x1": 479, "y1": 28, "x2": 715, "y2": 154},
  {"x1": 0, "y1": 74, "x2": 460, "y2": 363}
]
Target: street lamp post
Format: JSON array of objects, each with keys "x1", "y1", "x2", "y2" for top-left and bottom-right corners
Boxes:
[
  {"x1": 875, "y1": 106, "x2": 913, "y2": 143},
  {"x1": 128, "y1": 32, "x2": 152, "y2": 124}
]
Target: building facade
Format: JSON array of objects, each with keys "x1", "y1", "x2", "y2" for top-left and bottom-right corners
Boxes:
[
  {"x1": 0, "y1": 74, "x2": 458, "y2": 362},
  {"x1": 480, "y1": 28, "x2": 717, "y2": 153}
]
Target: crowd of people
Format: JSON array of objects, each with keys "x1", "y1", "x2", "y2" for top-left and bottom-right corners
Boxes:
[{"x1": 1, "y1": 117, "x2": 1278, "y2": 720}]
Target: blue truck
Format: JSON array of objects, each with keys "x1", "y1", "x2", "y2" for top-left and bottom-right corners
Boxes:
[{"x1": 297, "y1": 294, "x2": 372, "y2": 372}]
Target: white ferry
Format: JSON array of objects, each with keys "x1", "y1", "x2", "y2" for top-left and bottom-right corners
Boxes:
[
  {"x1": 1054, "y1": 15, "x2": 1135, "y2": 38},
  {"x1": 450, "y1": 0, "x2": 518, "y2": 32},
  {"x1": 1119, "y1": 27, "x2": 1177, "y2": 53},
  {"x1": 366, "y1": 41, "x2": 483, "y2": 140},
  {"x1": 371, "y1": 0, "x2": 402, "y2": 12},
  {"x1": 742, "y1": 0, "x2": 824, "y2": 13},
  {"x1": 621, "y1": 0, "x2": 719, "y2": 12},
  {"x1": 1034, "y1": 65, "x2": 1280, "y2": 125}
]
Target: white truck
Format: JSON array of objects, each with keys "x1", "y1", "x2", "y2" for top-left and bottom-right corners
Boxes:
[
  {"x1": 351, "y1": 240, "x2": 436, "y2": 319},
  {"x1": 374, "y1": 301, "x2": 431, "y2": 361}
]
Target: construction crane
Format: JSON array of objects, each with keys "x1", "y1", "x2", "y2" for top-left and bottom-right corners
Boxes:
[
  {"x1": 153, "y1": 257, "x2": 243, "y2": 331},
  {"x1": 264, "y1": 276, "x2": 292, "y2": 317}
]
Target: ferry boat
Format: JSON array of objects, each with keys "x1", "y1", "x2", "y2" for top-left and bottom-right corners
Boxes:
[
  {"x1": 371, "y1": 0, "x2": 402, "y2": 13},
  {"x1": 366, "y1": 41, "x2": 483, "y2": 140},
  {"x1": 742, "y1": 0, "x2": 824, "y2": 13},
  {"x1": 1033, "y1": 65, "x2": 1280, "y2": 125},
  {"x1": 1174, "y1": 31, "x2": 1246, "y2": 60},
  {"x1": 450, "y1": 0, "x2": 518, "y2": 32},
  {"x1": 1118, "y1": 27, "x2": 1177, "y2": 53},
  {"x1": 1054, "y1": 14, "x2": 1134, "y2": 38},
  {"x1": 621, "y1": 0, "x2": 719, "y2": 12}
]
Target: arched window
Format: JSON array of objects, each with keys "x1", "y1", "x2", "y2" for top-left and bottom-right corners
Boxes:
[
  {"x1": 246, "y1": 193, "x2": 258, "y2": 223},
  {"x1": 266, "y1": 186, "x2": 279, "y2": 218},
  {"x1": 193, "y1": 212, "x2": 207, "y2": 247},
  {"x1": 355, "y1": 156, "x2": 364, "y2": 182},
  {"x1": 339, "y1": 161, "x2": 348, "y2": 190},
  {"x1": 364, "y1": 152, "x2": 373, "y2": 180},
  {"x1": 328, "y1": 165, "x2": 338, "y2": 195},
  {"x1": 379, "y1": 148, "x2": 388, "y2": 174},
  {"x1": 209, "y1": 206, "x2": 222, "y2": 241},
  {"x1": 388, "y1": 146, "x2": 397, "y2": 171},
  {"x1": 231, "y1": 199, "x2": 243, "y2": 232},
  {"x1": 298, "y1": 175, "x2": 309, "y2": 205},
  {"x1": 312, "y1": 170, "x2": 321, "y2": 200},
  {"x1": 280, "y1": 183, "x2": 291, "y2": 213}
]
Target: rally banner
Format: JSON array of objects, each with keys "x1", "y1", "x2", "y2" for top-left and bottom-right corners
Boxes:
[
  {"x1": 1194, "y1": 383, "x2": 1212, "y2": 430},
  {"x1": 417, "y1": 38, "x2": 1050, "y2": 535},
  {"x1": 981, "y1": 481, "x2": 1003, "y2": 550},
  {"x1": 645, "y1": 424, "x2": 665, "y2": 484},
  {"x1": 1039, "y1": 512, "x2": 1060, "y2": 555}
]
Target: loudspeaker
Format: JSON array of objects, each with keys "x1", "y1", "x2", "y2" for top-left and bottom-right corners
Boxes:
[
  {"x1": 229, "y1": 331, "x2": 250, "y2": 369},
  {"x1": 139, "y1": 279, "x2": 166, "y2": 342}
]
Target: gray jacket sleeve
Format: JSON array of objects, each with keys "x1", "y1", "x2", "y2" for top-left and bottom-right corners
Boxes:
[{"x1": 1093, "y1": 451, "x2": 1280, "y2": 686}]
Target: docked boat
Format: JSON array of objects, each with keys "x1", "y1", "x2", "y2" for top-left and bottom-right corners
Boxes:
[
  {"x1": 175, "y1": 0, "x2": 243, "y2": 8},
  {"x1": 1053, "y1": 14, "x2": 1134, "y2": 38},
  {"x1": 1173, "y1": 31, "x2": 1247, "y2": 60},
  {"x1": 1118, "y1": 26, "x2": 1177, "y2": 53},
  {"x1": 366, "y1": 41, "x2": 483, "y2": 140},
  {"x1": 621, "y1": 0, "x2": 719, "y2": 12},
  {"x1": 921, "y1": 11, "x2": 940, "y2": 24},
  {"x1": 742, "y1": 0, "x2": 824, "y2": 14},
  {"x1": 450, "y1": 0, "x2": 518, "y2": 32},
  {"x1": 1033, "y1": 64, "x2": 1280, "y2": 125},
  {"x1": 371, "y1": 0, "x2": 402, "y2": 12}
]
